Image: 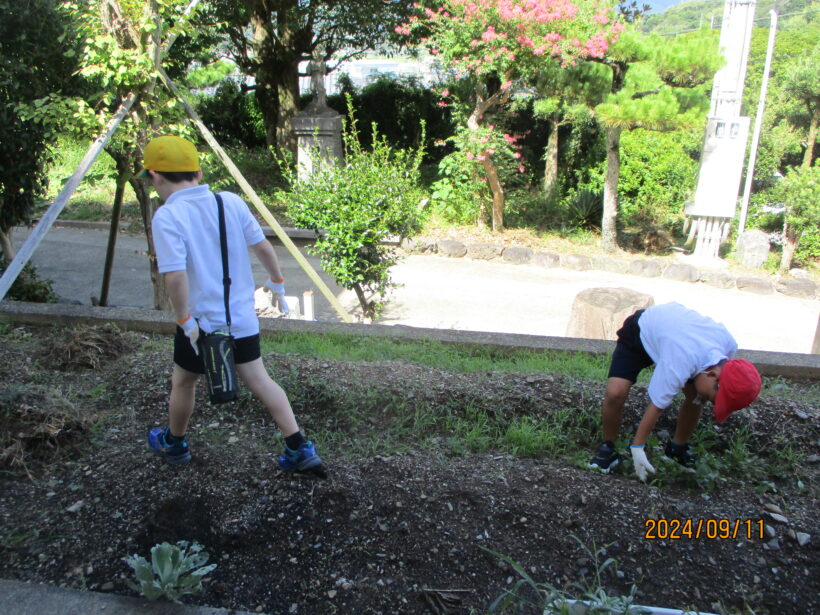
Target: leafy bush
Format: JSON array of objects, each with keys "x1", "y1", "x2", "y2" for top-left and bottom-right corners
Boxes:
[
  {"x1": 197, "y1": 80, "x2": 265, "y2": 148},
  {"x1": 0, "y1": 259, "x2": 58, "y2": 303},
  {"x1": 124, "y1": 540, "x2": 216, "y2": 602},
  {"x1": 278, "y1": 100, "x2": 426, "y2": 319},
  {"x1": 326, "y1": 75, "x2": 455, "y2": 166},
  {"x1": 429, "y1": 150, "x2": 488, "y2": 225}
]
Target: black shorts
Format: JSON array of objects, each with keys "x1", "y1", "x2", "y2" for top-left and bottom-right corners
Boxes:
[
  {"x1": 607, "y1": 309, "x2": 654, "y2": 383},
  {"x1": 173, "y1": 327, "x2": 261, "y2": 374}
]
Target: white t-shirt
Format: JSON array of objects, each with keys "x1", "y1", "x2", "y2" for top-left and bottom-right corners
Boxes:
[
  {"x1": 638, "y1": 302, "x2": 737, "y2": 410},
  {"x1": 152, "y1": 185, "x2": 266, "y2": 338}
]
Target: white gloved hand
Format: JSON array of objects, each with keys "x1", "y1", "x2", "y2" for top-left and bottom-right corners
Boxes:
[
  {"x1": 177, "y1": 314, "x2": 200, "y2": 355},
  {"x1": 265, "y1": 278, "x2": 289, "y2": 316},
  {"x1": 630, "y1": 445, "x2": 656, "y2": 483}
]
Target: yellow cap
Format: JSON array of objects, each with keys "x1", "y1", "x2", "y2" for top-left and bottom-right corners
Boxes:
[{"x1": 138, "y1": 135, "x2": 199, "y2": 178}]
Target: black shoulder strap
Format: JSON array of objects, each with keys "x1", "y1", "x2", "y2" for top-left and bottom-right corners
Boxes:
[{"x1": 215, "y1": 193, "x2": 231, "y2": 330}]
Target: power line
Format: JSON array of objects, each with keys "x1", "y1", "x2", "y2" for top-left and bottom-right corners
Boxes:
[{"x1": 653, "y1": 6, "x2": 820, "y2": 37}]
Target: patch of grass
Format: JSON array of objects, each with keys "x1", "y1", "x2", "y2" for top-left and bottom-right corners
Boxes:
[
  {"x1": 262, "y1": 332, "x2": 611, "y2": 380},
  {"x1": 760, "y1": 375, "x2": 820, "y2": 405},
  {"x1": 487, "y1": 535, "x2": 647, "y2": 614}
]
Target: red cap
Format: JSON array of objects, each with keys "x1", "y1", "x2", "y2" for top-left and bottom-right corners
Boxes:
[{"x1": 714, "y1": 359, "x2": 762, "y2": 423}]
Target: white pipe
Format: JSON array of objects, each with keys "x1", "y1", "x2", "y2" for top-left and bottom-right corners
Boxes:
[
  {"x1": 558, "y1": 599, "x2": 719, "y2": 615},
  {"x1": 737, "y1": 9, "x2": 778, "y2": 238}
]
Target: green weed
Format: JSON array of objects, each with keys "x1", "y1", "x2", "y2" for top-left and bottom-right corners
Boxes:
[{"x1": 262, "y1": 332, "x2": 611, "y2": 380}]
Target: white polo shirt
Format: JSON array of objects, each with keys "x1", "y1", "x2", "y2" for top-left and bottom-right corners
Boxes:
[
  {"x1": 152, "y1": 185, "x2": 266, "y2": 338},
  {"x1": 638, "y1": 302, "x2": 737, "y2": 410}
]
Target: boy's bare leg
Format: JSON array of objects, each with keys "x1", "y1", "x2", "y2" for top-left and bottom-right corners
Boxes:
[
  {"x1": 602, "y1": 377, "x2": 632, "y2": 442},
  {"x1": 673, "y1": 397, "x2": 703, "y2": 445},
  {"x1": 169, "y1": 364, "x2": 199, "y2": 437},
  {"x1": 236, "y1": 358, "x2": 299, "y2": 436}
]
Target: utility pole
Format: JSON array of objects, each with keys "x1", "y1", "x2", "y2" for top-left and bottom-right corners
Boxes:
[
  {"x1": 738, "y1": 9, "x2": 779, "y2": 238},
  {"x1": 684, "y1": 0, "x2": 757, "y2": 263}
]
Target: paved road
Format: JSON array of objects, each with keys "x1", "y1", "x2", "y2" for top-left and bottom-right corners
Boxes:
[{"x1": 11, "y1": 224, "x2": 820, "y2": 355}]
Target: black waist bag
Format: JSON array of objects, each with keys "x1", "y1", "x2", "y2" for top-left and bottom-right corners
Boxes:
[{"x1": 198, "y1": 331, "x2": 238, "y2": 404}]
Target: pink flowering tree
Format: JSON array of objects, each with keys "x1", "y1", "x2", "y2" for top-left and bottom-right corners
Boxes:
[{"x1": 399, "y1": 0, "x2": 623, "y2": 231}]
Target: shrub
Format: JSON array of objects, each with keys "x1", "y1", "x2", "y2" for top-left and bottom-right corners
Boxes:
[
  {"x1": 278, "y1": 100, "x2": 426, "y2": 319},
  {"x1": 0, "y1": 258, "x2": 58, "y2": 303},
  {"x1": 197, "y1": 80, "x2": 265, "y2": 148},
  {"x1": 124, "y1": 540, "x2": 216, "y2": 602}
]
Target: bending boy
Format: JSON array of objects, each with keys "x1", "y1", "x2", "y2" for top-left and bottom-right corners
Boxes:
[{"x1": 589, "y1": 301, "x2": 762, "y2": 482}]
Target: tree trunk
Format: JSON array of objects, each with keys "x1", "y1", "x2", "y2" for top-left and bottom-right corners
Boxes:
[
  {"x1": 352, "y1": 283, "x2": 374, "y2": 321},
  {"x1": 542, "y1": 117, "x2": 560, "y2": 197},
  {"x1": 129, "y1": 175, "x2": 171, "y2": 311},
  {"x1": 0, "y1": 227, "x2": 14, "y2": 263},
  {"x1": 802, "y1": 109, "x2": 818, "y2": 169},
  {"x1": 601, "y1": 126, "x2": 622, "y2": 253},
  {"x1": 250, "y1": 0, "x2": 301, "y2": 154},
  {"x1": 778, "y1": 222, "x2": 798, "y2": 273},
  {"x1": 480, "y1": 157, "x2": 505, "y2": 233}
]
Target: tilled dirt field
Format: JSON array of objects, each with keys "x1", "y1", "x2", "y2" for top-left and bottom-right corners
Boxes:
[{"x1": 0, "y1": 325, "x2": 817, "y2": 614}]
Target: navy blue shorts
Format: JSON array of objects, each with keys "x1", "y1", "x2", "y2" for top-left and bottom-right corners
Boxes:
[
  {"x1": 173, "y1": 327, "x2": 261, "y2": 374},
  {"x1": 607, "y1": 309, "x2": 654, "y2": 383}
]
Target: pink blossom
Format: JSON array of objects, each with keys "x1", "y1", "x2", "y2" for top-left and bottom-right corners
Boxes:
[
  {"x1": 518, "y1": 165, "x2": 525, "y2": 173},
  {"x1": 514, "y1": 152, "x2": 522, "y2": 159},
  {"x1": 466, "y1": 152, "x2": 475, "y2": 160},
  {"x1": 477, "y1": 154, "x2": 487, "y2": 161},
  {"x1": 441, "y1": 89, "x2": 450, "y2": 97},
  {"x1": 482, "y1": 26, "x2": 498, "y2": 42},
  {"x1": 501, "y1": 80, "x2": 512, "y2": 90},
  {"x1": 480, "y1": 136, "x2": 490, "y2": 143},
  {"x1": 503, "y1": 133, "x2": 517, "y2": 143}
]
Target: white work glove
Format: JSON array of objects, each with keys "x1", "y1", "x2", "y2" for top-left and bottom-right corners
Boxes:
[
  {"x1": 265, "y1": 278, "x2": 289, "y2": 316},
  {"x1": 177, "y1": 314, "x2": 200, "y2": 355},
  {"x1": 630, "y1": 445, "x2": 656, "y2": 483}
]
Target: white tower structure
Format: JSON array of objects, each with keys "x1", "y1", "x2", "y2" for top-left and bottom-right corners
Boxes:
[{"x1": 684, "y1": 0, "x2": 757, "y2": 261}]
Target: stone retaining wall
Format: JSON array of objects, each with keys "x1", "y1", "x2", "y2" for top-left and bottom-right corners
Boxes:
[{"x1": 399, "y1": 238, "x2": 819, "y2": 300}]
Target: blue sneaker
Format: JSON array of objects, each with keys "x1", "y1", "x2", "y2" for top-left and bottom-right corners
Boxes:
[
  {"x1": 147, "y1": 427, "x2": 191, "y2": 465},
  {"x1": 278, "y1": 441, "x2": 326, "y2": 478}
]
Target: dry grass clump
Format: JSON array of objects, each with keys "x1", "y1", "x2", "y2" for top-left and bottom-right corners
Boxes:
[
  {"x1": 44, "y1": 323, "x2": 134, "y2": 370},
  {"x1": 0, "y1": 385, "x2": 92, "y2": 478}
]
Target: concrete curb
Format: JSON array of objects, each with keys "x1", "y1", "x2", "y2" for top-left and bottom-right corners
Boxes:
[
  {"x1": 0, "y1": 579, "x2": 259, "y2": 615},
  {"x1": 1, "y1": 301, "x2": 818, "y2": 380}
]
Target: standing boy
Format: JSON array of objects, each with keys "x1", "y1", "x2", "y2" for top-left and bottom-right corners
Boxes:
[
  {"x1": 588, "y1": 301, "x2": 762, "y2": 481},
  {"x1": 141, "y1": 135, "x2": 325, "y2": 477}
]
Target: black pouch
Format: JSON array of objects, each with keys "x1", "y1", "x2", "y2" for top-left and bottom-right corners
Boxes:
[{"x1": 198, "y1": 330, "x2": 239, "y2": 404}]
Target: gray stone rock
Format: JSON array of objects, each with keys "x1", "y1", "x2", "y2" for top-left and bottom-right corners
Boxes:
[
  {"x1": 561, "y1": 253, "x2": 592, "y2": 271},
  {"x1": 591, "y1": 255, "x2": 629, "y2": 274},
  {"x1": 565, "y1": 287, "x2": 654, "y2": 340},
  {"x1": 788, "y1": 268, "x2": 810, "y2": 279},
  {"x1": 662, "y1": 263, "x2": 700, "y2": 283},
  {"x1": 502, "y1": 246, "x2": 533, "y2": 264},
  {"x1": 437, "y1": 240, "x2": 467, "y2": 258},
  {"x1": 795, "y1": 532, "x2": 811, "y2": 546},
  {"x1": 700, "y1": 271, "x2": 736, "y2": 289},
  {"x1": 401, "y1": 237, "x2": 437, "y2": 254},
  {"x1": 466, "y1": 242, "x2": 503, "y2": 260},
  {"x1": 736, "y1": 229, "x2": 771, "y2": 268},
  {"x1": 776, "y1": 278, "x2": 816, "y2": 299},
  {"x1": 736, "y1": 276, "x2": 774, "y2": 295},
  {"x1": 629, "y1": 259, "x2": 664, "y2": 278},
  {"x1": 532, "y1": 252, "x2": 560, "y2": 268}
]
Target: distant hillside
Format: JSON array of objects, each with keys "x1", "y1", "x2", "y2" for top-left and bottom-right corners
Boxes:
[{"x1": 641, "y1": 0, "x2": 818, "y2": 34}]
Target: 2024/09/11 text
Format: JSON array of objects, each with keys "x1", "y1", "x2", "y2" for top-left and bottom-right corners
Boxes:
[{"x1": 644, "y1": 518, "x2": 764, "y2": 540}]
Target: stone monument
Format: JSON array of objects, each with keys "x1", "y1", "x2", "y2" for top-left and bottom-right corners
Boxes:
[
  {"x1": 291, "y1": 51, "x2": 343, "y2": 182},
  {"x1": 565, "y1": 287, "x2": 654, "y2": 340}
]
